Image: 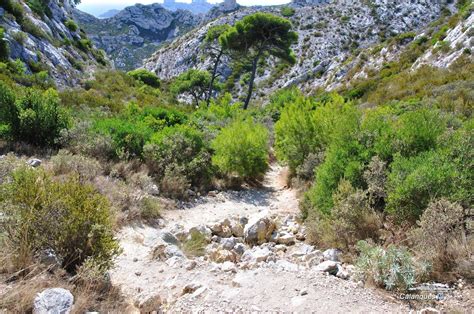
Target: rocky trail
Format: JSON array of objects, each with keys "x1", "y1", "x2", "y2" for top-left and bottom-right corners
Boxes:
[{"x1": 110, "y1": 165, "x2": 408, "y2": 312}]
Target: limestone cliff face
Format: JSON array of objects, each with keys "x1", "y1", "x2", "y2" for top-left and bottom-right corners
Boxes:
[
  {"x1": 144, "y1": 0, "x2": 457, "y2": 95},
  {"x1": 73, "y1": 4, "x2": 202, "y2": 70},
  {"x1": 0, "y1": 0, "x2": 106, "y2": 87}
]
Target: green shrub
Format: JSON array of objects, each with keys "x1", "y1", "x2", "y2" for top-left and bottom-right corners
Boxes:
[
  {"x1": 0, "y1": 0, "x2": 25, "y2": 22},
  {"x1": 386, "y1": 150, "x2": 457, "y2": 221},
  {"x1": 393, "y1": 108, "x2": 446, "y2": 157},
  {"x1": 274, "y1": 96, "x2": 319, "y2": 173},
  {"x1": 21, "y1": 18, "x2": 48, "y2": 40},
  {"x1": 127, "y1": 69, "x2": 160, "y2": 88},
  {"x1": 139, "y1": 197, "x2": 162, "y2": 221},
  {"x1": 275, "y1": 93, "x2": 359, "y2": 176},
  {"x1": 144, "y1": 124, "x2": 212, "y2": 196},
  {"x1": 264, "y1": 87, "x2": 302, "y2": 121},
  {"x1": 280, "y1": 6, "x2": 295, "y2": 17},
  {"x1": 26, "y1": 0, "x2": 52, "y2": 18},
  {"x1": 0, "y1": 81, "x2": 17, "y2": 136},
  {"x1": 0, "y1": 167, "x2": 120, "y2": 272},
  {"x1": 211, "y1": 118, "x2": 269, "y2": 180},
  {"x1": 0, "y1": 84, "x2": 70, "y2": 146},
  {"x1": 305, "y1": 100, "x2": 364, "y2": 215},
  {"x1": 0, "y1": 27, "x2": 9, "y2": 62},
  {"x1": 65, "y1": 19, "x2": 78, "y2": 32},
  {"x1": 309, "y1": 180, "x2": 381, "y2": 251},
  {"x1": 355, "y1": 240, "x2": 429, "y2": 291},
  {"x1": 94, "y1": 118, "x2": 153, "y2": 159}
]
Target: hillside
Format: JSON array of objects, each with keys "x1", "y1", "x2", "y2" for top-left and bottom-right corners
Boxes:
[
  {"x1": 0, "y1": 0, "x2": 472, "y2": 313},
  {"x1": 144, "y1": 0, "x2": 461, "y2": 97},
  {"x1": 73, "y1": 4, "x2": 201, "y2": 70},
  {"x1": 0, "y1": 0, "x2": 107, "y2": 86}
]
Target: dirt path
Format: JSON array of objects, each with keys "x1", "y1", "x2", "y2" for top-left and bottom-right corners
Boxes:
[
  {"x1": 109, "y1": 165, "x2": 408, "y2": 312},
  {"x1": 163, "y1": 164, "x2": 299, "y2": 229}
]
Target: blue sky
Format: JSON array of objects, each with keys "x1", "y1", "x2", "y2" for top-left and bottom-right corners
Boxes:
[{"x1": 78, "y1": 0, "x2": 291, "y2": 16}]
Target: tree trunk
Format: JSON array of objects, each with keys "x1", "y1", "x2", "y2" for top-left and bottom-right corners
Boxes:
[
  {"x1": 206, "y1": 50, "x2": 223, "y2": 107},
  {"x1": 243, "y1": 53, "x2": 260, "y2": 110}
]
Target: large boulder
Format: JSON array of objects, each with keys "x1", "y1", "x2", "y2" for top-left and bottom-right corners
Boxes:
[
  {"x1": 33, "y1": 288, "x2": 74, "y2": 314},
  {"x1": 323, "y1": 248, "x2": 342, "y2": 262},
  {"x1": 241, "y1": 247, "x2": 272, "y2": 263},
  {"x1": 314, "y1": 261, "x2": 340, "y2": 275},
  {"x1": 244, "y1": 216, "x2": 276, "y2": 245}
]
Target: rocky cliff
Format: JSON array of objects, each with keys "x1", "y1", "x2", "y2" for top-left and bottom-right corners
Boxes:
[
  {"x1": 73, "y1": 4, "x2": 202, "y2": 70},
  {"x1": 0, "y1": 0, "x2": 106, "y2": 87},
  {"x1": 144, "y1": 0, "x2": 461, "y2": 95}
]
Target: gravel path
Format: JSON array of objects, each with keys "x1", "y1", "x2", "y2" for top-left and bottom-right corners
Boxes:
[{"x1": 109, "y1": 165, "x2": 408, "y2": 312}]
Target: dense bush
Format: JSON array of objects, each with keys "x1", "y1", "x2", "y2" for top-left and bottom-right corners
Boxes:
[
  {"x1": 211, "y1": 118, "x2": 269, "y2": 180},
  {"x1": 0, "y1": 83, "x2": 70, "y2": 146},
  {"x1": 309, "y1": 180, "x2": 381, "y2": 251},
  {"x1": 0, "y1": 167, "x2": 120, "y2": 272},
  {"x1": 94, "y1": 118, "x2": 153, "y2": 159},
  {"x1": 386, "y1": 150, "x2": 457, "y2": 221},
  {"x1": 144, "y1": 124, "x2": 212, "y2": 197},
  {"x1": 127, "y1": 69, "x2": 160, "y2": 88},
  {"x1": 412, "y1": 199, "x2": 468, "y2": 277},
  {"x1": 274, "y1": 96, "x2": 319, "y2": 173},
  {"x1": 356, "y1": 240, "x2": 428, "y2": 291}
]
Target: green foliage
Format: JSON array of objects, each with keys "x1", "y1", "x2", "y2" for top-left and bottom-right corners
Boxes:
[
  {"x1": 265, "y1": 86, "x2": 302, "y2": 121},
  {"x1": 0, "y1": 28, "x2": 9, "y2": 62},
  {"x1": 171, "y1": 69, "x2": 213, "y2": 106},
  {"x1": 318, "y1": 180, "x2": 380, "y2": 250},
  {"x1": 274, "y1": 95, "x2": 318, "y2": 173},
  {"x1": 220, "y1": 12, "x2": 298, "y2": 109},
  {"x1": 1, "y1": 0, "x2": 25, "y2": 22},
  {"x1": 94, "y1": 117, "x2": 153, "y2": 159},
  {"x1": 280, "y1": 6, "x2": 295, "y2": 17},
  {"x1": 204, "y1": 24, "x2": 231, "y2": 44},
  {"x1": 60, "y1": 71, "x2": 167, "y2": 111},
  {"x1": 65, "y1": 19, "x2": 78, "y2": 32},
  {"x1": 0, "y1": 83, "x2": 70, "y2": 146},
  {"x1": 386, "y1": 150, "x2": 458, "y2": 221},
  {"x1": 127, "y1": 69, "x2": 160, "y2": 88},
  {"x1": 144, "y1": 124, "x2": 212, "y2": 197},
  {"x1": 211, "y1": 118, "x2": 269, "y2": 180},
  {"x1": 26, "y1": 0, "x2": 52, "y2": 18},
  {"x1": 140, "y1": 197, "x2": 162, "y2": 221},
  {"x1": 0, "y1": 167, "x2": 120, "y2": 272},
  {"x1": 356, "y1": 241, "x2": 428, "y2": 291}
]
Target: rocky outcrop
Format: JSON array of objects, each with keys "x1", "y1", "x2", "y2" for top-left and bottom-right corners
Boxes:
[
  {"x1": 144, "y1": 0, "x2": 453, "y2": 96},
  {"x1": 33, "y1": 288, "x2": 74, "y2": 314},
  {"x1": 413, "y1": 12, "x2": 474, "y2": 69},
  {"x1": 73, "y1": 4, "x2": 202, "y2": 70},
  {"x1": 0, "y1": 0, "x2": 106, "y2": 87}
]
